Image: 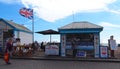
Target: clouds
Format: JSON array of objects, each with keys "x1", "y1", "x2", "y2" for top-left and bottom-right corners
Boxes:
[
  {"x1": 99, "y1": 22, "x2": 120, "y2": 28},
  {"x1": 20, "y1": 0, "x2": 116, "y2": 22},
  {"x1": 99, "y1": 22, "x2": 120, "y2": 43},
  {"x1": 0, "y1": 0, "x2": 118, "y2": 22}
]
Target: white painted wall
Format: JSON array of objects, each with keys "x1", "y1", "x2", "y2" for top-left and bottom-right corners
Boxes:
[{"x1": 19, "y1": 31, "x2": 32, "y2": 45}]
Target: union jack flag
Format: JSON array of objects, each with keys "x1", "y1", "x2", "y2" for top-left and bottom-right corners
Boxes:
[{"x1": 19, "y1": 7, "x2": 33, "y2": 19}]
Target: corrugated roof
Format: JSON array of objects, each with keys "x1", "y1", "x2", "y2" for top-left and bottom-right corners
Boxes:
[
  {"x1": 59, "y1": 21, "x2": 103, "y2": 30},
  {"x1": 0, "y1": 18, "x2": 32, "y2": 33}
]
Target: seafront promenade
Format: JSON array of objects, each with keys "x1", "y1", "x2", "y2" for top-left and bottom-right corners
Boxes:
[
  {"x1": 0, "y1": 50, "x2": 120, "y2": 62},
  {"x1": 0, "y1": 44, "x2": 120, "y2": 62}
]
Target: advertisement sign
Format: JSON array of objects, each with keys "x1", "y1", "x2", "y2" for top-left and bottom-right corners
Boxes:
[
  {"x1": 100, "y1": 46, "x2": 108, "y2": 58},
  {"x1": 109, "y1": 40, "x2": 117, "y2": 50},
  {"x1": 94, "y1": 34, "x2": 99, "y2": 58},
  {"x1": 76, "y1": 51, "x2": 86, "y2": 57},
  {"x1": 61, "y1": 35, "x2": 66, "y2": 56},
  {"x1": 45, "y1": 45, "x2": 59, "y2": 55}
]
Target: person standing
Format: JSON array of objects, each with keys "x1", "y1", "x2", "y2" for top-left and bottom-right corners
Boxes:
[
  {"x1": 71, "y1": 37, "x2": 79, "y2": 57},
  {"x1": 5, "y1": 38, "x2": 13, "y2": 64},
  {"x1": 108, "y1": 35, "x2": 117, "y2": 58}
]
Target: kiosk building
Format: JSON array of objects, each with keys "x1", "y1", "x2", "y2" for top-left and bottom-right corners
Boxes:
[
  {"x1": 0, "y1": 18, "x2": 32, "y2": 52},
  {"x1": 59, "y1": 21, "x2": 103, "y2": 58}
]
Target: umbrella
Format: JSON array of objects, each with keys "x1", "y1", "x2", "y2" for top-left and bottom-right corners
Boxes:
[{"x1": 36, "y1": 29, "x2": 59, "y2": 43}]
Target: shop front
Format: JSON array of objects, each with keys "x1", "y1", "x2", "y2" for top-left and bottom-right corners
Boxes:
[{"x1": 59, "y1": 21, "x2": 103, "y2": 58}]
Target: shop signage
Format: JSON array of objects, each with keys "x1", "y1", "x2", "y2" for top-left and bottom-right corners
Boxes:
[
  {"x1": 94, "y1": 34, "x2": 99, "y2": 58},
  {"x1": 100, "y1": 46, "x2": 108, "y2": 58},
  {"x1": 76, "y1": 51, "x2": 86, "y2": 57},
  {"x1": 45, "y1": 45, "x2": 59, "y2": 55},
  {"x1": 61, "y1": 35, "x2": 66, "y2": 56}
]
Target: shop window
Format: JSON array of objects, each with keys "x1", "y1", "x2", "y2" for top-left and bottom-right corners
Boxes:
[{"x1": 66, "y1": 33, "x2": 94, "y2": 46}]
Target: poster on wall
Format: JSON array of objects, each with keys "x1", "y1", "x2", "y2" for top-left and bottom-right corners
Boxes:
[
  {"x1": 100, "y1": 46, "x2": 108, "y2": 58},
  {"x1": 94, "y1": 34, "x2": 99, "y2": 58},
  {"x1": 61, "y1": 35, "x2": 66, "y2": 56}
]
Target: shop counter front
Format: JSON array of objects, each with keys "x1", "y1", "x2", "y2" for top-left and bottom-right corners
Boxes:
[{"x1": 66, "y1": 45, "x2": 94, "y2": 57}]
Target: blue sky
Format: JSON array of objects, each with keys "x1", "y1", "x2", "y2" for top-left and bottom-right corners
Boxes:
[{"x1": 0, "y1": 0, "x2": 120, "y2": 43}]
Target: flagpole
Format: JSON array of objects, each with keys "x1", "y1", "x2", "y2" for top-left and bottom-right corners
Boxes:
[
  {"x1": 32, "y1": 9, "x2": 34, "y2": 44},
  {"x1": 19, "y1": 7, "x2": 34, "y2": 44}
]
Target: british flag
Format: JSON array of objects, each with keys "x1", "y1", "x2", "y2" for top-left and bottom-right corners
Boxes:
[{"x1": 19, "y1": 7, "x2": 33, "y2": 19}]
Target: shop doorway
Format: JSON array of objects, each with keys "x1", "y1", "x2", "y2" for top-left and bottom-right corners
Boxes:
[{"x1": 2, "y1": 29, "x2": 14, "y2": 50}]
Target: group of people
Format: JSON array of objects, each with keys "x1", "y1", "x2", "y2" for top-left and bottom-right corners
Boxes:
[
  {"x1": 4, "y1": 34, "x2": 21, "y2": 64},
  {"x1": 4, "y1": 34, "x2": 118, "y2": 64}
]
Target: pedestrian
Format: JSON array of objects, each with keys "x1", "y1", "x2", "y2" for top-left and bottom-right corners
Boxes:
[
  {"x1": 5, "y1": 38, "x2": 13, "y2": 64},
  {"x1": 108, "y1": 35, "x2": 117, "y2": 58},
  {"x1": 71, "y1": 37, "x2": 78, "y2": 57},
  {"x1": 41, "y1": 42, "x2": 45, "y2": 51}
]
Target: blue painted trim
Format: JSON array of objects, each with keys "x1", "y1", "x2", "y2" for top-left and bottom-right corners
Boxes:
[
  {"x1": 66, "y1": 46, "x2": 94, "y2": 50},
  {"x1": 59, "y1": 28, "x2": 103, "y2": 33},
  {"x1": 98, "y1": 33, "x2": 101, "y2": 58}
]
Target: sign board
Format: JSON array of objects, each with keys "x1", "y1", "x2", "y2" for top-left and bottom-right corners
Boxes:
[
  {"x1": 76, "y1": 51, "x2": 86, "y2": 57},
  {"x1": 100, "y1": 46, "x2": 108, "y2": 58},
  {"x1": 94, "y1": 34, "x2": 99, "y2": 58},
  {"x1": 45, "y1": 45, "x2": 59, "y2": 55},
  {"x1": 109, "y1": 40, "x2": 117, "y2": 50},
  {"x1": 61, "y1": 35, "x2": 66, "y2": 56}
]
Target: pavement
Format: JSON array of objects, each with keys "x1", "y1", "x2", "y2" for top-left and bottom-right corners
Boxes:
[{"x1": 0, "y1": 55, "x2": 120, "y2": 62}]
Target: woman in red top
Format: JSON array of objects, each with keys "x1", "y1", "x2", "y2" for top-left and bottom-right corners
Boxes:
[{"x1": 5, "y1": 38, "x2": 13, "y2": 64}]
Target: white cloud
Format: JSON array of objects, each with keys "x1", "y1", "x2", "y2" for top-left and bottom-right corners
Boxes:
[
  {"x1": 105, "y1": 8, "x2": 120, "y2": 14},
  {"x1": 0, "y1": 0, "x2": 116, "y2": 22},
  {"x1": 99, "y1": 22, "x2": 120, "y2": 28},
  {"x1": 20, "y1": 0, "x2": 116, "y2": 22},
  {"x1": 99, "y1": 22, "x2": 120, "y2": 43}
]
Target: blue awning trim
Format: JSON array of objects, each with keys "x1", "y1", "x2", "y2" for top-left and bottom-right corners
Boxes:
[{"x1": 59, "y1": 28, "x2": 103, "y2": 34}]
